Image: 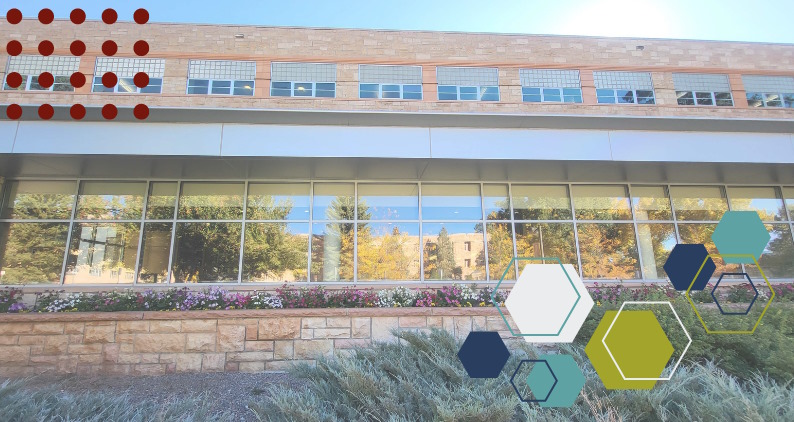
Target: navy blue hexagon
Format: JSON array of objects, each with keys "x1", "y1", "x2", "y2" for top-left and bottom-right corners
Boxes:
[
  {"x1": 663, "y1": 244, "x2": 716, "y2": 291},
  {"x1": 457, "y1": 331, "x2": 510, "y2": 378},
  {"x1": 712, "y1": 272, "x2": 758, "y2": 315},
  {"x1": 510, "y1": 359, "x2": 557, "y2": 403}
]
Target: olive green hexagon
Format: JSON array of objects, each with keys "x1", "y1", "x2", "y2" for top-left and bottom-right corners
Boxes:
[{"x1": 603, "y1": 310, "x2": 674, "y2": 379}]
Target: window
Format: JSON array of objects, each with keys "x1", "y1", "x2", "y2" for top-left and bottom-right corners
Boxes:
[
  {"x1": 76, "y1": 181, "x2": 146, "y2": 220},
  {"x1": 437, "y1": 85, "x2": 499, "y2": 101},
  {"x1": 64, "y1": 223, "x2": 140, "y2": 284},
  {"x1": 727, "y1": 187, "x2": 786, "y2": 221},
  {"x1": 436, "y1": 66, "x2": 499, "y2": 101},
  {"x1": 673, "y1": 73, "x2": 733, "y2": 106},
  {"x1": 357, "y1": 184, "x2": 419, "y2": 220},
  {"x1": 670, "y1": 186, "x2": 728, "y2": 221},
  {"x1": 464, "y1": 241, "x2": 472, "y2": 251},
  {"x1": 244, "y1": 223, "x2": 309, "y2": 281},
  {"x1": 92, "y1": 76, "x2": 163, "y2": 94},
  {"x1": 3, "y1": 74, "x2": 73, "y2": 92},
  {"x1": 422, "y1": 222, "x2": 485, "y2": 281},
  {"x1": 270, "y1": 62, "x2": 336, "y2": 98},
  {"x1": 270, "y1": 81, "x2": 335, "y2": 98},
  {"x1": 0, "y1": 222, "x2": 69, "y2": 284},
  {"x1": 359, "y1": 83, "x2": 422, "y2": 100},
  {"x1": 746, "y1": 92, "x2": 794, "y2": 108},
  {"x1": 3, "y1": 55, "x2": 80, "y2": 92},
  {"x1": 92, "y1": 58, "x2": 165, "y2": 94},
  {"x1": 421, "y1": 184, "x2": 482, "y2": 220},
  {"x1": 631, "y1": 186, "x2": 673, "y2": 220},
  {"x1": 522, "y1": 87, "x2": 582, "y2": 103},
  {"x1": 571, "y1": 185, "x2": 632, "y2": 220},
  {"x1": 742, "y1": 75, "x2": 794, "y2": 108},
  {"x1": 187, "y1": 79, "x2": 254, "y2": 96},
  {"x1": 357, "y1": 223, "x2": 420, "y2": 280},
  {"x1": 596, "y1": 89, "x2": 655, "y2": 104},
  {"x1": 594, "y1": 71, "x2": 655, "y2": 104},
  {"x1": 677, "y1": 91, "x2": 733, "y2": 106},
  {"x1": 186, "y1": 59, "x2": 255, "y2": 96},
  {"x1": 512, "y1": 185, "x2": 572, "y2": 220}
]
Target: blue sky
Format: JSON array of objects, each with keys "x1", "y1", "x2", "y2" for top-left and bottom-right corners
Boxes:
[{"x1": 8, "y1": 0, "x2": 794, "y2": 43}]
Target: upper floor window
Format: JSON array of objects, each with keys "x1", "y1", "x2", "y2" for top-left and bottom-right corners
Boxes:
[
  {"x1": 3, "y1": 55, "x2": 79, "y2": 92},
  {"x1": 270, "y1": 62, "x2": 336, "y2": 98},
  {"x1": 92, "y1": 58, "x2": 164, "y2": 94},
  {"x1": 593, "y1": 71, "x2": 655, "y2": 104},
  {"x1": 743, "y1": 75, "x2": 794, "y2": 108},
  {"x1": 436, "y1": 66, "x2": 499, "y2": 101},
  {"x1": 359, "y1": 64, "x2": 422, "y2": 100},
  {"x1": 187, "y1": 60, "x2": 255, "y2": 96},
  {"x1": 673, "y1": 73, "x2": 733, "y2": 106},
  {"x1": 520, "y1": 69, "x2": 582, "y2": 103}
]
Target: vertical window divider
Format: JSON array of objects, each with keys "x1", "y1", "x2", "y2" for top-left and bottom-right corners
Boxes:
[
  {"x1": 480, "y1": 182, "x2": 490, "y2": 281},
  {"x1": 669, "y1": 185, "x2": 682, "y2": 243},
  {"x1": 418, "y1": 182, "x2": 424, "y2": 282},
  {"x1": 507, "y1": 183, "x2": 519, "y2": 281},
  {"x1": 166, "y1": 181, "x2": 180, "y2": 283},
  {"x1": 353, "y1": 182, "x2": 359, "y2": 283},
  {"x1": 722, "y1": 185, "x2": 746, "y2": 274},
  {"x1": 307, "y1": 181, "x2": 314, "y2": 283},
  {"x1": 237, "y1": 180, "x2": 249, "y2": 283},
  {"x1": 132, "y1": 180, "x2": 151, "y2": 284},
  {"x1": 626, "y1": 183, "x2": 647, "y2": 280},
  {"x1": 568, "y1": 183, "x2": 584, "y2": 279},
  {"x1": 58, "y1": 179, "x2": 81, "y2": 285},
  {"x1": 781, "y1": 185, "x2": 794, "y2": 258}
]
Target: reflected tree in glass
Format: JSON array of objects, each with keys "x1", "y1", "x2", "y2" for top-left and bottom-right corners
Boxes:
[
  {"x1": 577, "y1": 223, "x2": 640, "y2": 279},
  {"x1": 424, "y1": 226, "x2": 460, "y2": 280},
  {"x1": 0, "y1": 222, "x2": 69, "y2": 284},
  {"x1": 357, "y1": 223, "x2": 420, "y2": 280},
  {"x1": 515, "y1": 223, "x2": 578, "y2": 270},
  {"x1": 65, "y1": 223, "x2": 140, "y2": 284},
  {"x1": 244, "y1": 223, "x2": 309, "y2": 281},
  {"x1": 172, "y1": 222, "x2": 242, "y2": 282}
]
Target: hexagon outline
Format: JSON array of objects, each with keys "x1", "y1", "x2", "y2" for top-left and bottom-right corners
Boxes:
[
  {"x1": 601, "y1": 301, "x2": 692, "y2": 381},
  {"x1": 509, "y1": 359, "x2": 558, "y2": 403},
  {"x1": 491, "y1": 257, "x2": 582, "y2": 337},
  {"x1": 685, "y1": 254, "x2": 776, "y2": 335},
  {"x1": 711, "y1": 272, "x2": 758, "y2": 316}
]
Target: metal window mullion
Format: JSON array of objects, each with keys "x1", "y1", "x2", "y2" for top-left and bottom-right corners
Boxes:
[
  {"x1": 237, "y1": 180, "x2": 248, "y2": 283},
  {"x1": 353, "y1": 181, "x2": 358, "y2": 283},
  {"x1": 418, "y1": 182, "x2": 424, "y2": 282},
  {"x1": 507, "y1": 183, "x2": 519, "y2": 277},
  {"x1": 59, "y1": 179, "x2": 81, "y2": 285},
  {"x1": 132, "y1": 181, "x2": 150, "y2": 284},
  {"x1": 166, "y1": 182, "x2": 180, "y2": 283},
  {"x1": 722, "y1": 185, "x2": 747, "y2": 274},
  {"x1": 307, "y1": 181, "x2": 314, "y2": 282},
  {"x1": 569, "y1": 183, "x2": 584, "y2": 278},
  {"x1": 480, "y1": 182, "x2": 490, "y2": 281},
  {"x1": 626, "y1": 183, "x2": 647, "y2": 280},
  {"x1": 669, "y1": 184, "x2": 682, "y2": 243}
]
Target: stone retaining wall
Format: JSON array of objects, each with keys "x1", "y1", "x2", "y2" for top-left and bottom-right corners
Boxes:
[{"x1": 0, "y1": 308, "x2": 513, "y2": 376}]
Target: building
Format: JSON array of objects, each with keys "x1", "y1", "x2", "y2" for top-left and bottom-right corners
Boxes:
[{"x1": 1, "y1": 19, "x2": 793, "y2": 288}]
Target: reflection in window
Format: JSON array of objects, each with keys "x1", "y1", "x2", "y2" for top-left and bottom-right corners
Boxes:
[
  {"x1": 0, "y1": 222, "x2": 69, "y2": 284},
  {"x1": 137, "y1": 223, "x2": 172, "y2": 283},
  {"x1": 483, "y1": 184, "x2": 511, "y2": 220},
  {"x1": 670, "y1": 186, "x2": 728, "y2": 221},
  {"x1": 421, "y1": 184, "x2": 482, "y2": 220},
  {"x1": 486, "y1": 222, "x2": 515, "y2": 280},
  {"x1": 727, "y1": 187, "x2": 785, "y2": 221},
  {"x1": 422, "y1": 222, "x2": 485, "y2": 281},
  {"x1": 172, "y1": 223, "x2": 242, "y2": 282},
  {"x1": 244, "y1": 223, "x2": 309, "y2": 281},
  {"x1": 76, "y1": 181, "x2": 146, "y2": 220},
  {"x1": 357, "y1": 223, "x2": 420, "y2": 280},
  {"x1": 512, "y1": 185, "x2": 572, "y2": 220},
  {"x1": 64, "y1": 223, "x2": 140, "y2": 284},
  {"x1": 312, "y1": 183, "x2": 358, "y2": 221},
  {"x1": 357, "y1": 184, "x2": 419, "y2": 220},
  {"x1": 1, "y1": 181, "x2": 76, "y2": 219},
  {"x1": 311, "y1": 222, "x2": 354, "y2": 281},
  {"x1": 785, "y1": 187, "x2": 794, "y2": 218},
  {"x1": 747, "y1": 224, "x2": 794, "y2": 279},
  {"x1": 178, "y1": 182, "x2": 244, "y2": 220},
  {"x1": 677, "y1": 223, "x2": 740, "y2": 274},
  {"x1": 577, "y1": 223, "x2": 640, "y2": 279},
  {"x1": 631, "y1": 186, "x2": 673, "y2": 221},
  {"x1": 572, "y1": 185, "x2": 631, "y2": 220},
  {"x1": 515, "y1": 223, "x2": 577, "y2": 272},
  {"x1": 146, "y1": 182, "x2": 177, "y2": 220},
  {"x1": 247, "y1": 183, "x2": 310, "y2": 221},
  {"x1": 636, "y1": 223, "x2": 676, "y2": 279}
]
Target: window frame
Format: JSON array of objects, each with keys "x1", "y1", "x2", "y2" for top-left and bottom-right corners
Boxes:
[
  {"x1": 437, "y1": 85, "x2": 499, "y2": 101},
  {"x1": 596, "y1": 88, "x2": 656, "y2": 105},
  {"x1": 270, "y1": 81, "x2": 336, "y2": 98},
  {"x1": 676, "y1": 90, "x2": 734, "y2": 107},
  {"x1": 358, "y1": 83, "x2": 423, "y2": 100},
  {"x1": 3, "y1": 74, "x2": 74, "y2": 92},
  {"x1": 746, "y1": 91, "x2": 794, "y2": 108},
  {"x1": 91, "y1": 77, "x2": 164, "y2": 94},
  {"x1": 521, "y1": 87, "x2": 583, "y2": 103},
  {"x1": 186, "y1": 78, "x2": 255, "y2": 96}
]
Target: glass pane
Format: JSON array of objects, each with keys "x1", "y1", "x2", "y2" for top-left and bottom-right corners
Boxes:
[
  {"x1": 727, "y1": 187, "x2": 785, "y2": 221},
  {"x1": 677, "y1": 91, "x2": 695, "y2": 105},
  {"x1": 247, "y1": 183, "x2": 310, "y2": 220},
  {"x1": 784, "y1": 93, "x2": 794, "y2": 108},
  {"x1": 77, "y1": 181, "x2": 146, "y2": 220},
  {"x1": 636, "y1": 90, "x2": 655, "y2": 104},
  {"x1": 632, "y1": 185, "x2": 672, "y2": 220},
  {"x1": 53, "y1": 76, "x2": 73, "y2": 92},
  {"x1": 188, "y1": 79, "x2": 209, "y2": 87},
  {"x1": 357, "y1": 222, "x2": 420, "y2": 280},
  {"x1": 243, "y1": 223, "x2": 309, "y2": 281},
  {"x1": 359, "y1": 83, "x2": 378, "y2": 98},
  {"x1": 271, "y1": 88, "x2": 291, "y2": 97},
  {"x1": 118, "y1": 78, "x2": 137, "y2": 93},
  {"x1": 272, "y1": 81, "x2": 291, "y2": 89},
  {"x1": 146, "y1": 182, "x2": 177, "y2": 220},
  {"x1": 522, "y1": 87, "x2": 540, "y2": 96},
  {"x1": 523, "y1": 94, "x2": 542, "y2": 102},
  {"x1": 137, "y1": 222, "x2": 172, "y2": 283},
  {"x1": 1, "y1": 180, "x2": 76, "y2": 219},
  {"x1": 4, "y1": 74, "x2": 27, "y2": 91},
  {"x1": 310, "y1": 222, "x2": 354, "y2": 281},
  {"x1": 746, "y1": 92, "x2": 764, "y2": 107},
  {"x1": 460, "y1": 86, "x2": 478, "y2": 101},
  {"x1": 746, "y1": 224, "x2": 794, "y2": 279},
  {"x1": 764, "y1": 93, "x2": 782, "y2": 107},
  {"x1": 480, "y1": 86, "x2": 499, "y2": 101},
  {"x1": 486, "y1": 222, "x2": 514, "y2": 280},
  {"x1": 178, "y1": 182, "x2": 244, "y2": 220},
  {"x1": 438, "y1": 85, "x2": 457, "y2": 100},
  {"x1": 715, "y1": 92, "x2": 733, "y2": 106},
  {"x1": 785, "y1": 187, "x2": 794, "y2": 218},
  {"x1": 294, "y1": 82, "x2": 312, "y2": 96},
  {"x1": 543, "y1": 88, "x2": 561, "y2": 102},
  {"x1": 358, "y1": 184, "x2": 419, "y2": 220},
  {"x1": 577, "y1": 223, "x2": 640, "y2": 279},
  {"x1": 28, "y1": 76, "x2": 46, "y2": 91},
  {"x1": 670, "y1": 186, "x2": 728, "y2": 221},
  {"x1": 313, "y1": 183, "x2": 356, "y2": 221},
  {"x1": 422, "y1": 222, "x2": 485, "y2": 281},
  {"x1": 187, "y1": 86, "x2": 209, "y2": 95},
  {"x1": 515, "y1": 223, "x2": 577, "y2": 272},
  {"x1": 483, "y1": 184, "x2": 510, "y2": 220},
  {"x1": 695, "y1": 92, "x2": 713, "y2": 105},
  {"x1": 233, "y1": 80, "x2": 254, "y2": 96},
  {"x1": 572, "y1": 185, "x2": 631, "y2": 220},
  {"x1": 563, "y1": 88, "x2": 583, "y2": 103},
  {"x1": 172, "y1": 222, "x2": 241, "y2": 282},
  {"x1": 596, "y1": 89, "x2": 616, "y2": 103},
  {"x1": 677, "y1": 223, "x2": 740, "y2": 274},
  {"x1": 141, "y1": 79, "x2": 162, "y2": 94},
  {"x1": 421, "y1": 184, "x2": 482, "y2": 220},
  {"x1": 617, "y1": 90, "x2": 635, "y2": 103},
  {"x1": 512, "y1": 185, "x2": 572, "y2": 220},
  {"x1": 64, "y1": 223, "x2": 140, "y2": 284},
  {"x1": 636, "y1": 223, "x2": 676, "y2": 279},
  {"x1": 93, "y1": 77, "x2": 114, "y2": 93},
  {"x1": 0, "y1": 222, "x2": 68, "y2": 284}
]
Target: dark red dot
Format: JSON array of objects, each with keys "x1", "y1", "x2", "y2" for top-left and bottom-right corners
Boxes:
[
  {"x1": 38, "y1": 40, "x2": 54, "y2": 56},
  {"x1": 38, "y1": 104, "x2": 54, "y2": 120},
  {"x1": 102, "y1": 9, "x2": 117, "y2": 24},
  {"x1": 102, "y1": 40, "x2": 117, "y2": 56},
  {"x1": 133, "y1": 104, "x2": 149, "y2": 120},
  {"x1": 38, "y1": 8, "x2": 54, "y2": 24},
  {"x1": 6, "y1": 104, "x2": 22, "y2": 120},
  {"x1": 5, "y1": 72, "x2": 23, "y2": 88},
  {"x1": 133, "y1": 72, "x2": 149, "y2": 88},
  {"x1": 70, "y1": 40, "x2": 86, "y2": 56},
  {"x1": 7, "y1": 8, "x2": 23, "y2": 24},
  {"x1": 70, "y1": 8, "x2": 86, "y2": 24},
  {"x1": 133, "y1": 9, "x2": 149, "y2": 24},
  {"x1": 133, "y1": 40, "x2": 149, "y2": 56},
  {"x1": 102, "y1": 72, "x2": 117, "y2": 88},
  {"x1": 38, "y1": 72, "x2": 54, "y2": 88},
  {"x1": 102, "y1": 104, "x2": 118, "y2": 120},
  {"x1": 70, "y1": 72, "x2": 86, "y2": 88},
  {"x1": 6, "y1": 40, "x2": 22, "y2": 56},
  {"x1": 70, "y1": 104, "x2": 86, "y2": 120}
]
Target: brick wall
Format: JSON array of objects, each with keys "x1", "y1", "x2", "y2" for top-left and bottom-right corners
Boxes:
[{"x1": 0, "y1": 308, "x2": 514, "y2": 376}]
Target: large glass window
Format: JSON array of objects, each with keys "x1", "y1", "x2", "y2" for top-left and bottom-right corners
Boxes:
[
  {"x1": 64, "y1": 223, "x2": 140, "y2": 284},
  {"x1": 92, "y1": 77, "x2": 163, "y2": 94},
  {"x1": 676, "y1": 91, "x2": 733, "y2": 106},
  {"x1": 597, "y1": 89, "x2": 655, "y2": 104},
  {"x1": 244, "y1": 223, "x2": 309, "y2": 281},
  {"x1": 636, "y1": 223, "x2": 676, "y2": 279},
  {"x1": 522, "y1": 87, "x2": 582, "y2": 103},
  {"x1": 357, "y1": 223, "x2": 420, "y2": 280},
  {"x1": 577, "y1": 223, "x2": 640, "y2": 279},
  {"x1": 358, "y1": 184, "x2": 419, "y2": 220},
  {"x1": 422, "y1": 222, "x2": 485, "y2": 281},
  {"x1": 146, "y1": 182, "x2": 177, "y2": 220},
  {"x1": 311, "y1": 222, "x2": 354, "y2": 281},
  {"x1": 270, "y1": 81, "x2": 335, "y2": 98},
  {"x1": 178, "y1": 182, "x2": 244, "y2": 220},
  {"x1": 483, "y1": 184, "x2": 511, "y2": 221},
  {"x1": 247, "y1": 183, "x2": 310, "y2": 221},
  {"x1": 137, "y1": 222, "x2": 172, "y2": 283},
  {"x1": 727, "y1": 187, "x2": 786, "y2": 221},
  {"x1": 746, "y1": 92, "x2": 794, "y2": 108},
  {"x1": 187, "y1": 79, "x2": 254, "y2": 96},
  {"x1": 512, "y1": 185, "x2": 572, "y2": 220},
  {"x1": 785, "y1": 187, "x2": 794, "y2": 218},
  {"x1": 313, "y1": 183, "x2": 357, "y2": 221},
  {"x1": 172, "y1": 222, "x2": 242, "y2": 282},
  {"x1": 437, "y1": 85, "x2": 499, "y2": 101},
  {"x1": 572, "y1": 185, "x2": 632, "y2": 220},
  {"x1": 746, "y1": 224, "x2": 794, "y2": 279},
  {"x1": 76, "y1": 181, "x2": 146, "y2": 220},
  {"x1": 0, "y1": 222, "x2": 69, "y2": 284},
  {"x1": 1, "y1": 181, "x2": 76, "y2": 219},
  {"x1": 631, "y1": 186, "x2": 672, "y2": 221},
  {"x1": 486, "y1": 222, "x2": 514, "y2": 280},
  {"x1": 670, "y1": 186, "x2": 728, "y2": 221},
  {"x1": 421, "y1": 184, "x2": 482, "y2": 220},
  {"x1": 359, "y1": 83, "x2": 422, "y2": 100}
]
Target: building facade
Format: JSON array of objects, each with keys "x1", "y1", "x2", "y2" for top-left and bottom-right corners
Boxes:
[{"x1": 1, "y1": 20, "x2": 793, "y2": 287}]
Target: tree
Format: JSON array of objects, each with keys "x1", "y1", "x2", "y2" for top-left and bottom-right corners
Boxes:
[{"x1": 424, "y1": 227, "x2": 460, "y2": 280}]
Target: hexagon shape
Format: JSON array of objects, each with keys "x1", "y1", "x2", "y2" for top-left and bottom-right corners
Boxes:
[
  {"x1": 712, "y1": 211, "x2": 770, "y2": 263},
  {"x1": 510, "y1": 359, "x2": 557, "y2": 403},
  {"x1": 494, "y1": 257, "x2": 593, "y2": 343},
  {"x1": 457, "y1": 331, "x2": 510, "y2": 378},
  {"x1": 586, "y1": 311, "x2": 658, "y2": 390},
  {"x1": 536, "y1": 354, "x2": 586, "y2": 408},
  {"x1": 663, "y1": 244, "x2": 716, "y2": 291},
  {"x1": 603, "y1": 310, "x2": 673, "y2": 379},
  {"x1": 711, "y1": 272, "x2": 758, "y2": 315}
]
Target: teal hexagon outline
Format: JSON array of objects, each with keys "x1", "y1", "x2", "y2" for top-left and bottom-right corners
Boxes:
[{"x1": 491, "y1": 257, "x2": 582, "y2": 337}]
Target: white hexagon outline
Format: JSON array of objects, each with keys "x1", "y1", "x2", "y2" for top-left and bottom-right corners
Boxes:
[{"x1": 600, "y1": 301, "x2": 692, "y2": 381}]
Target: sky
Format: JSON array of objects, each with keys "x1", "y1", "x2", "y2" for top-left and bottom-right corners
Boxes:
[{"x1": 6, "y1": 0, "x2": 794, "y2": 43}]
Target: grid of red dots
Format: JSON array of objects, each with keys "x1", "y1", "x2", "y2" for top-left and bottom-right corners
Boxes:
[{"x1": 4, "y1": 8, "x2": 150, "y2": 121}]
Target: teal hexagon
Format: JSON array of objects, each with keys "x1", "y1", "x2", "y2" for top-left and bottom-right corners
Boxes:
[
  {"x1": 536, "y1": 354, "x2": 585, "y2": 408},
  {"x1": 712, "y1": 211, "x2": 770, "y2": 263},
  {"x1": 526, "y1": 363, "x2": 556, "y2": 401}
]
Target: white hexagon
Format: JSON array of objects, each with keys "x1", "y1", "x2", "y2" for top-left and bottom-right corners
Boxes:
[{"x1": 504, "y1": 263, "x2": 594, "y2": 344}]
